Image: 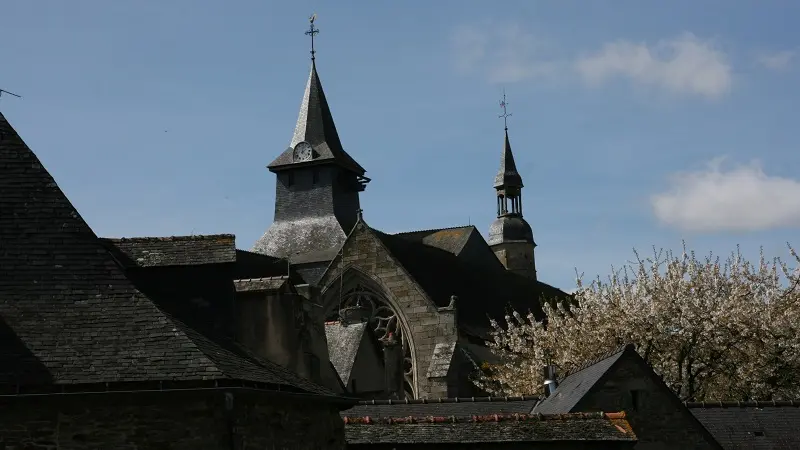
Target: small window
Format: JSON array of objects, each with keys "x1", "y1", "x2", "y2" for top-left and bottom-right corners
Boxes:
[
  {"x1": 754, "y1": 431, "x2": 765, "y2": 437},
  {"x1": 312, "y1": 169, "x2": 320, "y2": 184},
  {"x1": 286, "y1": 172, "x2": 294, "y2": 187}
]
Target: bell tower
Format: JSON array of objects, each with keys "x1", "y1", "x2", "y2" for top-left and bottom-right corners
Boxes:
[
  {"x1": 487, "y1": 94, "x2": 537, "y2": 281},
  {"x1": 253, "y1": 16, "x2": 370, "y2": 260}
]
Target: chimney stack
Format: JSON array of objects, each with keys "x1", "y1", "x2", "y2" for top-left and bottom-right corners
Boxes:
[{"x1": 543, "y1": 365, "x2": 558, "y2": 397}]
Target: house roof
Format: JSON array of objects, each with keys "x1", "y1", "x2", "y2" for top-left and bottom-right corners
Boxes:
[
  {"x1": 342, "y1": 411, "x2": 636, "y2": 445},
  {"x1": 101, "y1": 234, "x2": 237, "y2": 268},
  {"x1": 344, "y1": 396, "x2": 541, "y2": 418},
  {"x1": 325, "y1": 321, "x2": 369, "y2": 385},
  {"x1": 0, "y1": 112, "x2": 336, "y2": 398},
  {"x1": 267, "y1": 60, "x2": 366, "y2": 176},
  {"x1": 533, "y1": 344, "x2": 633, "y2": 414},
  {"x1": 687, "y1": 401, "x2": 800, "y2": 450}
]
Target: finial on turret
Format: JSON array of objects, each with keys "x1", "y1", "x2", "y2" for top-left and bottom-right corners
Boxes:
[
  {"x1": 305, "y1": 14, "x2": 320, "y2": 61},
  {"x1": 498, "y1": 89, "x2": 512, "y2": 131}
]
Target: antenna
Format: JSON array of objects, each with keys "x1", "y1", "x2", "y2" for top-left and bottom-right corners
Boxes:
[{"x1": 0, "y1": 89, "x2": 22, "y2": 103}]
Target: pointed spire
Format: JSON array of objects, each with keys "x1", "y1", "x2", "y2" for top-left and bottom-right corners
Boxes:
[
  {"x1": 267, "y1": 17, "x2": 366, "y2": 176},
  {"x1": 494, "y1": 124, "x2": 523, "y2": 189}
]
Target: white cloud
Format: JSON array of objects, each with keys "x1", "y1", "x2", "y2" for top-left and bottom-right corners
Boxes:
[
  {"x1": 651, "y1": 158, "x2": 800, "y2": 232},
  {"x1": 575, "y1": 33, "x2": 732, "y2": 99},
  {"x1": 450, "y1": 24, "x2": 561, "y2": 84},
  {"x1": 756, "y1": 50, "x2": 795, "y2": 71},
  {"x1": 451, "y1": 26, "x2": 732, "y2": 98}
]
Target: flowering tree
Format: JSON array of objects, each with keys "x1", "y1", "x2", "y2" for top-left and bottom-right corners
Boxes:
[{"x1": 475, "y1": 243, "x2": 800, "y2": 401}]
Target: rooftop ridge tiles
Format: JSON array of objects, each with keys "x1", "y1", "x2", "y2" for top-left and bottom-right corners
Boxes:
[
  {"x1": 103, "y1": 234, "x2": 236, "y2": 242},
  {"x1": 356, "y1": 395, "x2": 541, "y2": 406},
  {"x1": 342, "y1": 411, "x2": 626, "y2": 425},
  {"x1": 684, "y1": 400, "x2": 800, "y2": 408},
  {"x1": 558, "y1": 343, "x2": 634, "y2": 380},
  {"x1": 234, "y1": 276, "x2": 290, "y2": 282}
]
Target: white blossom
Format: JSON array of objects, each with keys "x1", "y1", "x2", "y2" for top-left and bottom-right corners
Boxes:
[{"x1": 474, "y1": 243, "x2": 800, "y2": 401}]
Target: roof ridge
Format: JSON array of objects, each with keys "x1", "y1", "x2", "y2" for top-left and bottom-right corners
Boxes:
[
  {"x1": 560, "y1": 343, "x2": 634, "y2": 380},
  {"x1": 102, "y1": 234, "x2": 235, "y2": 242},
  {"x1": 356, "y1": 396, "x2": 540, "y2": 406},
  {"x1": 394, "y1": 225, "x2": 474, "y2": 236},
  {"x1": 342, "y1": 411, "x2": 625, "y2": 425},
  {"x1": 684, "y1": 400, "x2": 800, "y2": 408}
]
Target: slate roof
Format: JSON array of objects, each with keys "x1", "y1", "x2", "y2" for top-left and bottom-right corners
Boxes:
[
  {"x1": 101, "y1": 234, "x2": 236, "y2": 268},
  {"x1": 0, "y1": 112, "x2": 336, "y2": 397},
  {"x1": 394, "y1": 226, "x2": 474, "y2": 255},
  {"x1": 533, "y1": 344, "x2": 633, "y2": 414},
  {"x1": 371, "y1": 228, "x2": 566, "y2": 327},
  {"x1": 325, "y1": 321, "x2": 369, "y2": 385},
  {"x1": 687, "y1": 401, "x2": 800, "y2": 450},
  {"x1": 267, "y1": 60, "x2": 366, "y2": 176},
  {"x1": 494, "y1": 129, "x2": 523, "y2": 189},
  {"x1": 344, "y1": 396, "x2": 542, "y2": 418},
  {"x1": 342, "y1": 411, "x2": 636, "y2": 445}
]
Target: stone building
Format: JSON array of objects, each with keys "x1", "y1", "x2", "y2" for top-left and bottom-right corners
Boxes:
[
  {"x1": 250, "y1": 28, "x2": 567, "y2": 401},
  {"x1": 0, "y1": 111, "x2": 349, "y2": 448}
]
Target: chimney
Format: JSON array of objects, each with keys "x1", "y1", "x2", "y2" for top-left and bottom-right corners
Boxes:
[
  {"x1": 383, "y1": 333, "x2": 404, "y2": 400},
  {"x1": 543, "y1": 365, "x2": 558, "y2": 397}
]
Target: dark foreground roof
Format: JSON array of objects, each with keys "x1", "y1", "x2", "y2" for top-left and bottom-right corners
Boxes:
[
  {"x1": 345, "y1": 396, "x2": 541, "y2": 418},
  {"x1": 687, "y1": 401, "x2": 800, "y2": 450},
  {"x1": 0, "y1": 112, "x2": 334, "y2": 398},
  {"x1": 534, "y1": 344, "x2": 632, "y2": 414},
  {"x1": 342, "y1": 411, "x2": 636, "y2": 445}
]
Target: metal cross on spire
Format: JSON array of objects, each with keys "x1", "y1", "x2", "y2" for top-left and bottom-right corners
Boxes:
[
  {"x1": 305, "y1": 13, "x2": 320, "y2": 61},
  {"x1": 498, "y1": 89, "x2": 512, "y2": 130}
]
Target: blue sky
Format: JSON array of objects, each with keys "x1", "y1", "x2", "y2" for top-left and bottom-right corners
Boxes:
[{"x1": 3, "y1": 1, "x2": 799, "y2": 290}]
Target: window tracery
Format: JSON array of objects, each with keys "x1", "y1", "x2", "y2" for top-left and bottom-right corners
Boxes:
[{"x1": 336, "y1": 282, "x2": 415, "y2": 398}]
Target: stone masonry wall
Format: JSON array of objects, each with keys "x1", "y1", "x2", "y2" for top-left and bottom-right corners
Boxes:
[
  {"x1": 0, "y1": 390, "x2": 345, "y2": 450},
  {"x1": 577, "y1": 357, "x2": 719, "y2": 450},
  {"x1": 319, "y1": 222, "x2": 460, "y2": 399}
]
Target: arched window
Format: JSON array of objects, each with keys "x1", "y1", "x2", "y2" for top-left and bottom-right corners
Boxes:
[{"x1": 327, "y1": 278, "x2": 416, "y2": 399}]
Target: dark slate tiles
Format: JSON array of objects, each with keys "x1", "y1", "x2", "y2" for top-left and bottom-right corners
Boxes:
[
  {"x1": 687, "y1": 402, "x2": 800, "y2": 450},
  {"x1": 268, "y1": 61, "x2": 365, "y2": 176},
  {"x1": 325, "y1": 322, "x2": 367, "y2": 385},
  {"x1": 342, "y1": 412, "x2": 636, "y2": 444},
  {"x1": 344, "y1": 396, "x2": 541, "y2": 418},
  {"x1": 101, "y1": 234, "x2": 236, "y2": 268}
]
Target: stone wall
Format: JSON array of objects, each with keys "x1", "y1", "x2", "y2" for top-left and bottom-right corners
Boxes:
[
  {"x1": 577, "y1": 356, "x2": 719, "y2": 450},
  {"x1": 319, "y1": 222, "x2": 461, "y2": 399},
  {"x1": 0, "y1": 389, "x2": 345, "y2": 450}
]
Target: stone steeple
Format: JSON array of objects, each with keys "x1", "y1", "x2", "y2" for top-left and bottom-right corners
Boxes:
[{"x1": 487, "y1": 122, "x2": 537, "y2": 281}]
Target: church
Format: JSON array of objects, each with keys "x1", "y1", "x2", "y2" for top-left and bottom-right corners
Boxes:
[{"x1": 248, "y1": 22, "x2": 568, "y2": 400}]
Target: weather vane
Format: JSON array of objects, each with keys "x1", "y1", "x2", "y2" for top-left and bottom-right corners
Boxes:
[
  {"x1": 0, "y1": 89, "x2": 21, "y2": 103},
  {"x1": 499, "y1": 89, "x2": 511, "y2": 130},
  {"x1": 305, "y1": 14, "x2": 319, "y2": 61}
]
